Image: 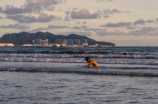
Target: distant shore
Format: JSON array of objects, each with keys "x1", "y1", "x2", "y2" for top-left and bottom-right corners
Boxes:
[{"x1": 0, "y1": 45, "x2": 131, "y2": 47}]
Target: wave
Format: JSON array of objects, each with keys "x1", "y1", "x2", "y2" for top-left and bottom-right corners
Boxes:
[
  {"x1": 1, "y1": 68, "x2": 158, "y2": 77},
  {"x1": 0, "y1": 50, "x2": 106, "y2": 54},
  {"x1": 0, "y1": 57, "x2": 158, "y2": 65},
  {"x1": 1, "y1": 53, "x2": 158, "y2": 59}
]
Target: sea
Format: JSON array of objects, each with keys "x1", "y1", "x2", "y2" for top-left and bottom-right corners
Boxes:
[{"x1": 0, "y1": 46, "x2": 158, "y2": 104}]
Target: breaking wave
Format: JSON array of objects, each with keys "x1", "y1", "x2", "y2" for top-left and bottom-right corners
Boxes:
[
  {"x1": 1, "y1": 46, "x2": 158, "y2": 77},
  {"x1": 0, "y1": 68, "x2": 158, "y2": 77},
  {"x1": 0, "y1": 53, "x2": 158, "y2": 65}
]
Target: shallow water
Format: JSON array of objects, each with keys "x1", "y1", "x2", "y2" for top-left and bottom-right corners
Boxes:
[
  {"x1": 0, "y1": 72, "x2": 158, "y2": 104},
  {"x1": 0, "y1": 46, "x2": 158, "y2": 104},
  {"x1": 0, "y1": 61, "x2": 158, "y2": 77}
]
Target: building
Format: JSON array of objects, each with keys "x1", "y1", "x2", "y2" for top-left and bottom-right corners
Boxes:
[
  {"x1": 55, "y1": 39, "x2": 87, "y2": 46},
  {"x1": 62, "y1": 39, "x2": 67, "y2": 45},
  {"x1": 35, "y1": 39, "x2": 39, "y2": 45},
  {"x1": 67, "y1": 39, "x2": 73, "y2": 45},
  {"x1": 44, "y1": 39, "x2": 48, "y2": 46},
  {"x1": 32, "y1": 39, "x2": 49, "y2": 46},
  {"x1": 73, "y1": 39, "x2": 80, "y2": 46},
  {"x1": 32, "y1": 40, "x2": 35, "y2": 45},
  {"x1": 80, "y1": 39, "x2": 87, "y2": 45},
  {"x1": 55, "y1": 39, "x2": 63, "y2": 45}
]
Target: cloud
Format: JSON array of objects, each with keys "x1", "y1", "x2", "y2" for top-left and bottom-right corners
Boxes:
[
  {"x1": 71, "y1": 25, "x2": 104, "y2": 31},
  {"x1": 85, "y1": 28, "x2": 105, "y2": 31},
  {"x1": 65, "y1": 8, "x2": 129, "y2": 21},
  {"x1": 96, "y1": 29, "x2": 126, "y2": 36},
  {"x1": 71, "y1": 26, "x2": 82, "y2": 29},
  {"x1": 95, "y1": 26, "x2": 158, "y2": 36},
  {"x1": 81, "y1": 25, "x2": 88, "y2": 29},
  {"x1": 48, "y1": 25, "x2": 70, "y2": 29},
  {"x1": 64, "y1": 17, "x2": 71, "y2": 21},
  {"x1": 6, "y1": 13, "x2": 62, "y2": 23},
  {"x1": 103, "y1": 9, "x2": 121, "y2": 18},
  {"x1": 83, "y1": 21, "x2": 86, "y2": 24},
  {"x1": 103, "y1": 9, "x2": 120, "y2": 14},
  {"x1": 101, "y1": 22, "x2": 131, "y2": 27},
  {"x1": 69, "y1": 25, "x2": 107, "y2": 33},
  {"x1": 133, "y1": 19, "x2": 145, "y2": 25},
  {"x1": 128, "y1": 30, "x2": 149, "y2": 36},
  {"x1": 76, "y1": 21, "x2": 86, "y2": 24},
  {"x1": 96, "y1": 30, "x2": 114, "y2": 36},
  {"x1": 0, "y1": 16, "x2": 3, "y2": 19},
  {"x1": 133, "y1": 19, "x2": 154, "y2": 26},
  {"x1": 71, "y1": 9, "x2": 101, "y2": 19},
  {"x1": 110, "y1": 9, "x2": 121, "y2": 14},
  {"x1": 141, "y1": 27, "x2": 157, "y2": 31},
  {"x1": 128, "y1": 30, "x2": 158, "y2": 36},
  {"x1": 101, "y1": 19, "x2": 155, "y2": 28},
  {"x1": 21, "y1": 27, "x2": 48, "y2": 33},
  {"x1": 71, "y1": 25, "x2": 88, "y2": 29},
  {"x1": 0, "y1": 6, "x2": 2, "y2": 12},
  {"x1": 126, "y1": 27, "x2": 137, "y2": 30},
  {"x1": 0, "y1": 23, "x2": 30, "y2": 29},
  {"x1": 127, "y1": 27, "x2": 158, "y2": 36},
  {"x1": 0, "y1": 0, "x2": 66, "y2": 14},
  {"x1": 70, "y1": 25, "x2": 106, "y2": 32},
  {"x1": 103, "y1": 9, "x2": 130, "y2": 18},
  {"x1": 65, "y1": 10, "x2": 71, "y2": 16},
  {"x1": 76, "y1": 21, "x2": 81, "y2": 24},
  {"x1": 146, "y1": 19, "x2": 154, "y2": 23},
  {"x1": 97, "y1": 0, "x2": 113, "y2": 2}
]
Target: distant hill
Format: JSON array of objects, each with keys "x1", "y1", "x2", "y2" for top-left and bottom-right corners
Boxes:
[{"x1": 0, "y1": 32, "x2": 115, "y2": 46}]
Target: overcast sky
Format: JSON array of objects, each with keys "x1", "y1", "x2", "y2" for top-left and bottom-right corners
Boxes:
[{"x1": 0, "y1": 0, "x2": 158, "y2": 46}]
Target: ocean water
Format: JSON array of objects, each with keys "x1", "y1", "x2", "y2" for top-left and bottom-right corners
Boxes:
[{"x1": 0, "y1": 46, "x2": 158, "y2": 104}]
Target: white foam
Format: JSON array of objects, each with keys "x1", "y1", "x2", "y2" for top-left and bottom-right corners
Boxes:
[
  {"x1": 0, "y1": 53, "x2": 158, "y2": 65},
  {"x1": 0, "y1": 53, "x2": 158, "y2": 59},
  {"x1": 0, "y1": 57, "x2": 158, "y2": 65}
]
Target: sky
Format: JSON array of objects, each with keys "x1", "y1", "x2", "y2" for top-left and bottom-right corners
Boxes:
[{"x1": 0, "y1": 0, "x2": 158, "y2": 46}]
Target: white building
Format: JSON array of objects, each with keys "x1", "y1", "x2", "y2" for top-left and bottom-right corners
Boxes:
[{"x1": 32, "y1": 40, "x2": 35, "y2": 45}]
